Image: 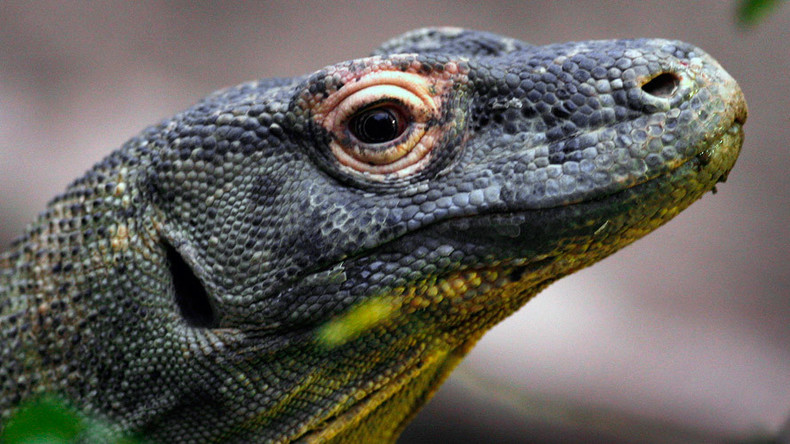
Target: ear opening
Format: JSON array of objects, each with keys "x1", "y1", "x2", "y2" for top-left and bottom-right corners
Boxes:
[{"x1": 163, "y1": 240, "x2": 216, "y2": 328}]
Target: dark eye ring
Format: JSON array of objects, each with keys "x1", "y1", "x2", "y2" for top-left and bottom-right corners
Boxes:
[{"x1": 349, "y1": 105, "x2": 408, "y2": 144}]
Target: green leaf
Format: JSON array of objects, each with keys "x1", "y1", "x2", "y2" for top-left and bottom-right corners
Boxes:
[
  {"x1": 1, "y1": 396, "x2": 83, "y2": 444},
  {"x1": 737, "y1": 0, "x2": 785, "y2": 26},
  {"x1": 1, "y1": 395, "x2": 145, "y2": 444}
]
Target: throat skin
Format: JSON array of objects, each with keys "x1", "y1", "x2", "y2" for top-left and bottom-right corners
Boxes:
[
  {"x1": 302, "y1": 279, "x2": 551, "y2": 443},
  {"x1": 305, "y1": 339, "x2": 467, "y2": 443}
]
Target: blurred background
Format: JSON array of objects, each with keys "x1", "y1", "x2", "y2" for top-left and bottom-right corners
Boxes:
[{"x1": 0, "y1": 1, "x2": 787, "y2": 442}]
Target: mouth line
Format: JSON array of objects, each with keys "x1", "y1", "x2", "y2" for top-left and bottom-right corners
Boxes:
[
  {"x1": 560, "y1": 118, "x2": 744, "y2": 210},
  {"x1": 449, "y1": 120, "x2": 743, "y2": 225},
  {"x1": 383, "y1": 119, "x2": 743, "y2": 265}
]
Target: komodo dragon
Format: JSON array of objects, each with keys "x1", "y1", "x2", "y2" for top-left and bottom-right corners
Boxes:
[{"x1": 0, "y1": 28, "x2": 746, "y2": 442}]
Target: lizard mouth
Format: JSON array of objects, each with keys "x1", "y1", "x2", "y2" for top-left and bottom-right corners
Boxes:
[{"x1": 433, "y1": 118, "x2": 744, "y2": 264}]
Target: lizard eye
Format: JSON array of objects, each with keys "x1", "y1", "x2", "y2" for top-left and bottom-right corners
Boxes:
[
  {"x1": 332, "y1": 81, "x2": 434, "y2": 171},
  {"x1": 311, "y1": 70, "x2": 447, "y2": 178}
]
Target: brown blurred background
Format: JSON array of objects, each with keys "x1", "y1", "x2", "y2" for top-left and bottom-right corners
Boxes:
[{"x1": 1, "y1": 1, "x2": 788, "y2": 442}]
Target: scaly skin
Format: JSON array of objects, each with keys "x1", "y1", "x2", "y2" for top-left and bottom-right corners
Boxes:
[{"x1": 0, "y1": 28, "x2": 746, "y2": 442}]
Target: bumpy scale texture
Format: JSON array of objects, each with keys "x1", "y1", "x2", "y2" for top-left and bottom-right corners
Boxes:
[{"x1": 0, "y1": 28, "x2": 746, "y2": 442}]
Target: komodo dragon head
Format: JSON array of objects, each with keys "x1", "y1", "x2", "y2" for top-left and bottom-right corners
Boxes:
[{"x1": 0, "y1": 28, "x2": 745, "y2": 442}]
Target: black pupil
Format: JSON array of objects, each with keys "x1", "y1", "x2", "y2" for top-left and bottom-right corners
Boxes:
[{"x1": 351, "y1": 108, "x2": 402, "y2": 144}]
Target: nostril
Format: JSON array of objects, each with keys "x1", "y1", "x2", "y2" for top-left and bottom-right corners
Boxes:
[{"x1": 641, "y1": 72, "x2": 680, "y2": 98}]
